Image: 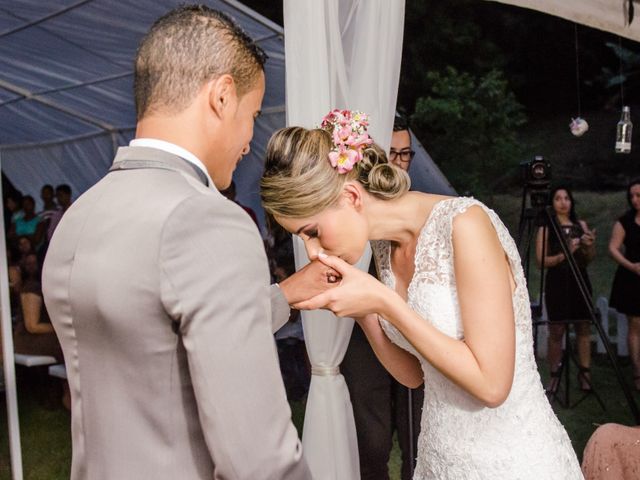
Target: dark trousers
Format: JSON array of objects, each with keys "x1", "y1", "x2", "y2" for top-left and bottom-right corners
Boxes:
[{"x1": 342, "y1": 322, "x2": 423, "y2": 480}]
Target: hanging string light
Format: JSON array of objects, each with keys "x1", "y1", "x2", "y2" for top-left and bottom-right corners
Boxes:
[
  {"x1": 615, "y1": 35, "x2": 633, "y2": 153},
  {"x1": 570, "y1": 24, "x2": 588, "y2": 136}
]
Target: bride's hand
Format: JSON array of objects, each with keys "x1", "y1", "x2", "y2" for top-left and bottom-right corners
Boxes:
[{"x1": 291, "y1": 254, "x2": 392, "y2": 318}]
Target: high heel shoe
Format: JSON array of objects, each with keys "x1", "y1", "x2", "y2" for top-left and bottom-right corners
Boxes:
[
  {"x1": 545, "y1": 370, "x2": 560, "y2": 396},
  {"x1": 578, "y1": 366, "x2": 592, "y2": 392}
]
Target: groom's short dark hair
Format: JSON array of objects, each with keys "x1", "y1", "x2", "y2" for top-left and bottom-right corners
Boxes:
[{"x1": 134, "y1": 4, "x2": 267, "y2": 120}]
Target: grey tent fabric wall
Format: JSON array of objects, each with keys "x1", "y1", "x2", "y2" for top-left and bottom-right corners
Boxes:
[
  {"x1": 1, "y1": 132, "x2": 125, "y2": 209},
  {"x1": 408, "y1": 131, "x2": 455, "y2": 196}
]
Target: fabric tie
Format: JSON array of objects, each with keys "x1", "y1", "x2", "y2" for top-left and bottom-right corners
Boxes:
[{"x1": 311, "y1": 365, "x2": 340, "y2": 376}]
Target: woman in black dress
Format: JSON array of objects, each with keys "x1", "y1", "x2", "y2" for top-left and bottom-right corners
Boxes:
[
  {"x1": 536, "y1": 186, "x2": 596, "y2": 393},
  {"x1": 609, "y1": 178, "x2": 640, "y2": 391}
]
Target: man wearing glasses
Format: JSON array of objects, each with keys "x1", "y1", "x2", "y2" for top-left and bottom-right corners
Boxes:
[{"x1": 389, "y1": 113, "x2": 415, "y2": 172}]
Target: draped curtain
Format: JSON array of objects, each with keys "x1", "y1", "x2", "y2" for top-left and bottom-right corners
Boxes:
[{"x1": 283, "y1": 1, "x2": 405, "y2": 478}]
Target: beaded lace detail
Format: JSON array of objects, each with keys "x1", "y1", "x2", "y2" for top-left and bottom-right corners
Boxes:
[{"x1": 371, "y1": 197, "x2": 583, "y2": 480}]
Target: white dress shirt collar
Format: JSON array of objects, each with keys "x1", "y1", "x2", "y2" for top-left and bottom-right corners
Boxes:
[{"x1": 129, "y1": 138, "x2": 214, "y2": 187}]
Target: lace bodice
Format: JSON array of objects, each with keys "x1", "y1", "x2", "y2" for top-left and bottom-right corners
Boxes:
[{"x1": 371, "y1": 197, "x2": 583, "y2": 480}]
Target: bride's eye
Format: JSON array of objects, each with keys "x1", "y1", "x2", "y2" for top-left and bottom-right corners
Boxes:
[{"x1": 305, "y1": 229, "x2": 319, "y2": 239}]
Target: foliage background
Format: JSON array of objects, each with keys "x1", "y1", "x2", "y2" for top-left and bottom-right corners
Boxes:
[{"x1": 247, "y1": 0, "x2": 640, "y2": 193}]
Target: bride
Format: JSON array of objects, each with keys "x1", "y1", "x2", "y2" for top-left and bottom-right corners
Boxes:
[{"x1": 261, "y1": 110, "x2": 583, "y2": 479}]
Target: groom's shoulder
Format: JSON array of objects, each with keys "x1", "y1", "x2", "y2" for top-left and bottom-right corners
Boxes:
[{"x1": 163, "y1": 188, "x2": 262, "y2": 243}]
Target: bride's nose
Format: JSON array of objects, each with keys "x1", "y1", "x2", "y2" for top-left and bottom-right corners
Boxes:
[{"x1": 304, "y1": 239, "x2": 322, "y2": 261}]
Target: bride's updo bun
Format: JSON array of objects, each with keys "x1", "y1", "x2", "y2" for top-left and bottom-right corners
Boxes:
[
  {"x1": 357, "y1": 144, "x2": 410, "y2": 200},
  {"x1": 261, "y1": 126, "x2": 410, "y2": 219}
]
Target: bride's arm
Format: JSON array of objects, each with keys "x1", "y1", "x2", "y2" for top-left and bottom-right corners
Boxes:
[
  {"x1": 356, "y1": 313, "x2": 423, "y2": 388},
  {"x1": 380, "y1": 206, "x2": 516, "y2": 407},
  {"x1": 295, "y1": 206, "x2": 516, "y2": 407}
]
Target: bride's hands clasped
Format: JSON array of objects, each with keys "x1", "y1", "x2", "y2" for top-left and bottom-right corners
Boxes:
[{"x1": 292, "y1": 253, "x2": 394, "y2": 318}]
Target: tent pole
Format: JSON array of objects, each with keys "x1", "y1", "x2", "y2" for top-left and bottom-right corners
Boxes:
[{"x1": 0, "y1": 150, "x2": 24, "y2": 480}]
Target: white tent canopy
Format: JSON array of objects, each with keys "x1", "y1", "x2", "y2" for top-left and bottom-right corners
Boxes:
[{"x1": 489, "y1": 0, "x2": 640, "y2": 42}]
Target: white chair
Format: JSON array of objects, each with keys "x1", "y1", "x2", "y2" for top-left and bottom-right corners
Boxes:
[
  {"x1": 48, "y1": 364, "x2": 67, "y2": 380},
  {"x1": 596, "y1": 296, "x2": 629, "y2": 357},
  {"x1": 14, "y1": 353, "x2": 57, "y2": 367}
]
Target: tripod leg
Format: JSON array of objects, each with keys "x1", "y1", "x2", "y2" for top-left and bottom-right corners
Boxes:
[
  {"x1": 544, "y1": 207, "x2": 640, "y2": 423},
  {"x1": 563, "y1": 333, "x2": 571, "y2": 408}
]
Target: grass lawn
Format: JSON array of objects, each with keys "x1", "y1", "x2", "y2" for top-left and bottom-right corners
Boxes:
[{"x1": 2, "y1": 353, "x2": 639, "y2": 480}]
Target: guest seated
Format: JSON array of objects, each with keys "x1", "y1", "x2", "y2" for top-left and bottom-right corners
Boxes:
[
  {"x1": 13, "y1": 253, "x2": 63, "y2": 362},
  {"x1": 14, "y1": 253, "x2": 69, "y2": 409},
  {"x1": 7, "y1": 242, "x2": 24, "y2": 322},
  {"x1": 16, "y1": 235, "x2": 35, "y2": 266},
  {"x1": 4, "y1": 191, "x2": 23, "y2": 233},
  {"x1": 582, "y1": 423, "x2": 640, "y2": 479},
  {"x1": 8, "y1": 196, "x2": 45, "y2": 248},
  {"x1": 45, "y1": 184, "x2": 73, "y2": 243}
]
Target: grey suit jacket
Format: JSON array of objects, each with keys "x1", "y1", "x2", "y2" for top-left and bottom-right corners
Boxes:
[{"x1": 42, "y1": 146, "x2": 311, "y2": 480}]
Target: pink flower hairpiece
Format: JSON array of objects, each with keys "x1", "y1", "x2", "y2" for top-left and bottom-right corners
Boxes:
[{"x1": 320, "y1": 109, "x2": 373, "y2": 174}]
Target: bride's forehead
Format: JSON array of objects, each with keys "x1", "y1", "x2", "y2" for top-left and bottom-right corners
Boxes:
[
  {"x1": 275, "y1": 208, "x2": 339, "y2": 231},
  {"x1": 274, "y1": 214, "x2": 311, "y2": 232}
]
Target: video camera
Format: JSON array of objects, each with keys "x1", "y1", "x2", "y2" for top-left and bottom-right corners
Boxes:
[{"x1": 520, "y1": 155, "x2": 551, "y2": 208}]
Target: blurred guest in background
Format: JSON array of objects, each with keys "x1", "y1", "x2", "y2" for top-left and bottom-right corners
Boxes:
[
  {"x1": 13, "y1": 252, "x2": 62, "y2": 361},
  {"x1": 46, "y1": 184, "x2": 72, "y2": 242},
  {"x1": 4, "y1": 191, "x2": 23, "y2": 233},
  {"x1": 9, "y1": 195, "x2": 45, "y2": 248},
  {"x1": 582, "y1": 422, "x2": 640, "y2": 479},
  {"x1": 220, "y1": 180, "x2": 259, "y2": 228},
  {"x1": 536, "y1": 186, "x2": 596, "y2": 394},
  {"x1": 609, "y1": 178, "x2": 640, "y2": 391}
]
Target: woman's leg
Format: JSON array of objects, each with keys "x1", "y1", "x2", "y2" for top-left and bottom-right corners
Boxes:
[
  {"x1": 547, "y1": 323, "x2": 566, "y2": 392},
  {"x1": 62, "y1": 381, "x2": 71, "y2": 411},
  {"x1": 628, "y1": 315, "x2": 640, "y2": 390},
  {"x1": 575, "y1": 321, "x2": 592, "y2": 390}
]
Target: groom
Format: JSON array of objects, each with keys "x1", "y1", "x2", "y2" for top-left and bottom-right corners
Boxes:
[{"x1": 43, "y1": 6, "x2": 330, "y2": 479}]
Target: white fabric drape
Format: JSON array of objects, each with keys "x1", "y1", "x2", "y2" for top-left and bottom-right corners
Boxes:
[
  {"x1": 284, "y1": 1, "x2": 405, "y2": 478},
  {"x1": 293, "y1": 237, "x2": 366, "y2": 480},
  {"x1": 487, "y1": 0, "x2": 640, "y2": 42}
]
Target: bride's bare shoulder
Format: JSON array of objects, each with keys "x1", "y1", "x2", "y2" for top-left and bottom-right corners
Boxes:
[{"x1": 450, "y1": 203, "x2": 505, "y2": 260}]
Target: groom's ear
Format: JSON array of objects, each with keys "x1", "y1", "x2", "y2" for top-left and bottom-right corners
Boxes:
[
  {"x1": 208, "y1": 74, "x2": 237, "y2": 119},
  {"x1": 342, "y1": 182, "x2": 363, "y2": 211}
]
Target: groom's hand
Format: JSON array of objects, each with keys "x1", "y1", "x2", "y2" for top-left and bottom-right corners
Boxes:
[{"x1": 278, "y1": 259, "x2": 341, "y2": 306}]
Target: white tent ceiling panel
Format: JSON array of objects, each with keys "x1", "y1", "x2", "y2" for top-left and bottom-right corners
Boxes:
[
  {"x1": 488, "y1": 0, "x2": 640, "y2": 42},
  {"x1": 0, "y1": 100, "x2": 101, "y2": 145},
  {"x1": 44, "y1": 77, "x2": 136, "y2": 127},
  {"x1": 1, "y1": 132, "x2": 117, "y2": 201},
  {"x1": 0, "y1": 88, "x2": 19, "y2": 102}
]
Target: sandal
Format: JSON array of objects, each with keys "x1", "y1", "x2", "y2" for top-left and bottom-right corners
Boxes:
[
  {"x1": 577, "y1": 366, "x2": 592, "y2": 392},
  {"x1": 545, "y1": 370, "x2": 560, "y2": 396}
]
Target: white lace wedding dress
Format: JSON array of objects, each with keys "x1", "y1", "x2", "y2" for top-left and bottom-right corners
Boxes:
[{"x1": 371, "y1": 197, "x2": 584, "y2": 480}]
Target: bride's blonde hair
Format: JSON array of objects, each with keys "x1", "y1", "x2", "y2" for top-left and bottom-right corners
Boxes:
[{"x1": 261, "y1": 127, "x2": 410, "y2": 219}]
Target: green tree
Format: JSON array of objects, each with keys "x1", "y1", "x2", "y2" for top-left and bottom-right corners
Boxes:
[{"x1": 411, "y1": 67, "x2": 526, "y2": 195}]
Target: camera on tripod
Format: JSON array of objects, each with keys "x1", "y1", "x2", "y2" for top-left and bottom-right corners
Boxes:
[
  {"x1": 520, "y1": 155, "x2": 551, "y2": 208},
  {"x1": 516, "y1": 155, "x2": 640, "y2": 420}
]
